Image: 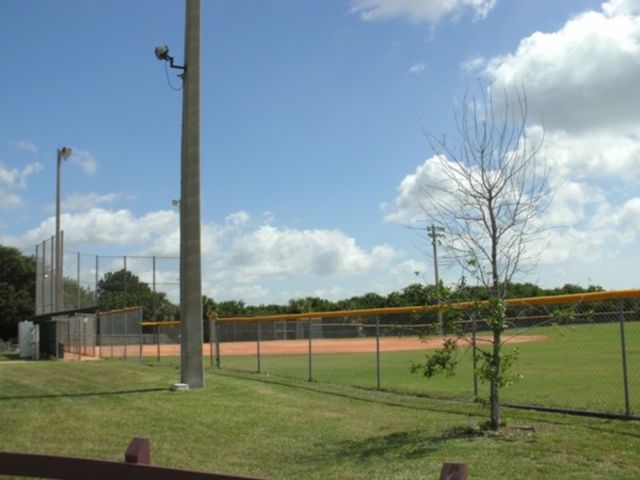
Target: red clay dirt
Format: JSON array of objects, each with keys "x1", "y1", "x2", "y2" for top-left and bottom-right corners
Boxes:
[{"x1": 89, "y1": 335, "x2": 546, "y2": 359}]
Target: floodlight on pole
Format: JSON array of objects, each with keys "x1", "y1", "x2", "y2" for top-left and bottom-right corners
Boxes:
[
  {"x1": 155, "y1": 45, "x2": 185, "y2": 71},
  {"x1": 56, "y1": 146, "x2": 72, "y2": 314}
]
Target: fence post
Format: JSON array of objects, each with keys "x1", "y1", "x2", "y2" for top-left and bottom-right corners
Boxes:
[
  {"x1": 139, "y1": 309, "x2": 143, "y2": 364},
  {"x1": 618, "y1": 299, "x2": 631, "y2": 417},
  {"x1": 376, "y1": 315, "x2": 381, "y2": 390},
  {"x1": 78, "y1": 318, "x2": 82, "y2": 360},
  {"x1": 209, "y1": 318, "x2": 214, "y2": 367},
  {"x1": 77, "y1": 252, "x2": 81, "y2": 309},
  {"x1": 472, "y1": 312, "x2": 478, "y2": 400},
  {"x1": 256, "y1": 322, "x2": 261, "y2": 373},
  {"x1": 124, "y1": 309, "x2": 128, "y2": 361},
  {"x1": 124, "y1": 437, "x2": 150, "y2": 465},
  {"x1": 110, "y1": 315, "x2": 114, "y2": 359},
  {"x1": 156, "y1": 324, "x2": 161, "y2": 362},
  {"x1": 439, "y1": 462, "x2": 467, "y2": 480},
  {"x1": 308, "y1": 319, "x2": 313, "y2": 382},
  {"x1": 215, "y1": 318, "x2": 221, "y2": 369}
]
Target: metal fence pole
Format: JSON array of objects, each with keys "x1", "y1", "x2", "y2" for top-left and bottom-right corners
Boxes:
[
  {"x1": 139, "y1": 309, "x2": 143, "y2": 364},
  {"x1": 376, "y1": 315, "x2": 381, "y2": 390},
  {"x1": 619, "y1": 299, "x2": 631, "y2": 417},
  {"x1": 124, "y1": 310, "x2": 128, "y2": 361},
  {"x1": 209, "y1": 318, "x2": 214, "y2": 367},
  {"x1": 472, "y1": 312, "x2": 478, "y2": 400},
  {"x1": 110, "y1": 315, "x2": 114, "y2": 359},
  {"x1": 215, "y1": 319, "x2": 221, "y2": 369},
  {"x1": 77, "y1": 252, "x2": 81, "y2": 309},
  {"x1": 78, "y1": 318, "x2": 82, "y2": 360},
  {"x1": 95, "y1": 255, "x2": 99, "y2": 307},
  {"x1": 308, "y1": 319, "x2": 313, "y2": 383},
  {"x1": 156, "y1": 324, "x2": 161, "y2": 362},
  {"x1": 256, "y1": 322, "x2": 261, "y2": 373}
]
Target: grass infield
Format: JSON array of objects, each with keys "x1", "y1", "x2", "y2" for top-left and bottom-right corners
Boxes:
[{"x1": 1, "y1": 352, "x2": 639, "y2": 479}]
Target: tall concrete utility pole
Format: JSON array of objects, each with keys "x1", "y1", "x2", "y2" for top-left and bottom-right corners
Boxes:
[{"x1": 180, "y1": 0, "x2": 204, "y2": 388}]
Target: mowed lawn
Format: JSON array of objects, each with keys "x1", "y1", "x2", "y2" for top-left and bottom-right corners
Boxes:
[
  {"x1": 220, "y1": 322, "x2": 640, "y2": 413},
  {"x1": 1, "y1": 353, "x2": 639, "y2": 479}
]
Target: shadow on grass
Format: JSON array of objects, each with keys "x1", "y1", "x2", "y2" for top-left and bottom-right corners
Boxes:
[
  {"x1": 210, "y1": 368, "x2": 479, "y2": 418},
  {"x1": 0, "y1": 387, "x2": 168, "y2": 402},
  {"x1": 325, "y1": 430, "x2": 446, "y2": 461},
  {"x1": 211, "y1": 369, "x2": 640, "y2": 442},
  {"x1": 0, "y1": 352, "x2": 24, "y2": 362},
  {"x1": 320, "y1": 425, "x2": 508, "y2": 463}
]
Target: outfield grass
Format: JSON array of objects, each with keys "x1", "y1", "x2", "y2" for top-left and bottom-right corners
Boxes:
[
  {"x1": 219, "y1": 322, "x2": 640, "y2": 414},
  {"x1": 1, "y1": 355, "x2": 640, "y2": 479}
]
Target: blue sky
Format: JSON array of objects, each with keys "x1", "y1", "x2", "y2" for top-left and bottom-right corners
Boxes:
[{"x1": 2, "y1": 0, "x2": 639, "y2": 304}]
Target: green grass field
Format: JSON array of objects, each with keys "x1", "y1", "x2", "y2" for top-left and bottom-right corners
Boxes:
[
  {"x1": 219, "y1": 322, "x2": 640, "y2": 414},
  {"x1": 1, "y1": 353, "x2": 639, "y2": 479}
]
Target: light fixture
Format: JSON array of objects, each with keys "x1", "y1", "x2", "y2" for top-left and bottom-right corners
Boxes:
[
  {"x1": 59, "y1": 147, "x2": 72, "y2": 160},
  {"x1": 155, "y1": 45, "x2": 170, "y2": 61},
  {"x1": 154, "y1": 45, "x2": 185, "y2": 71}
]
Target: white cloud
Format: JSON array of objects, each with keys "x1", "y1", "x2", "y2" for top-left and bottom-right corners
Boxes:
[
  {"x1": 69, "y1": 149, "x2": 98, "y2": 175},
  {"x1": 12, "y1": 140, "x2": 38, "y2": 154},
  {"x1": 460, "y1": 55, "x2": 485, "y2": 73},
  {"x1": 0, "y1": 162, "x2": 43, "y2": 210},
  {"x1": 1, "y1": 207, "x2": 405, "y2": 304},
  {"x1": 62, "y1": 193, "x2": 120, "y2": 212},
  {"x1": 409, "y1": 63, "x2": 426, "y2": 74},
  {"x1": 350, "y1": 0, "x2": 498, "y2": 24},
  {"x1": 381, "y1": 154, "x2": 462, "y2": 224},
  {"x1": 484, "y1": 2, "x2": 640, "y2": 134},
  {"x1": 540, "y1": 129, "x2": 640, "y2": 180},
  {"x1": 223, "y1": 225, "x2": 398, "y2": 283},
  {"x1": 378, "y1": 0, "x2": 640, "y2": 278}
]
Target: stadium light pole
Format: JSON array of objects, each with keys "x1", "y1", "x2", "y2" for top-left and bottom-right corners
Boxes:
[
  {"x1": 55, "y1": 146, "x2": 72, "y2": 314},
  {"x1": 156, "y1": 0, "x2": 204, "y2": 388}
]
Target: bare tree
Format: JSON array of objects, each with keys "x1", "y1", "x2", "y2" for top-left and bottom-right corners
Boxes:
[{"x1": 414, "y1": 85, "x2": 557, "y2": 430}]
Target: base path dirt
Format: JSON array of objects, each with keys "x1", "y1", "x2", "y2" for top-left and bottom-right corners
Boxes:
[
  {"x1": 117, "y1": 335, "x2": 546, "y2": 357},
  {"x1": 86, "y1": 335, "x2": 547, "y2": 359}
]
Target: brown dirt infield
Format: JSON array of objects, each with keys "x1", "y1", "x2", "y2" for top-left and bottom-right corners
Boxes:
[{"x1": 90, "y1": 335, "x2": 547, "y2": 359}]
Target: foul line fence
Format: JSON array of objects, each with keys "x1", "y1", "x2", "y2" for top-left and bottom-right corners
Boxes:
[{"x1": 212, "y1": 289, "x2": 640, "y2": 419}]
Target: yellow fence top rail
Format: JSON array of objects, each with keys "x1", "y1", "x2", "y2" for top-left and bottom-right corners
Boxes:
[
  {"x1": 212, "y1": 288, "x2": 640, "y2": 324},
  {"x1": 100, "y1": 306, "x2": 142, "y2": 317}
]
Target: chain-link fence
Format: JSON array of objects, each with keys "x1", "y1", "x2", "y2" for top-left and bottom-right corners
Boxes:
[
  {"x1": 56, "y1": 314, "x2": 97, "y2": 359},
  {"x1": 35, "y1": 240, "x2": 180, "y2": 315},
  {"x1": 99, "y1": 307, "x2": 143, "y2": 362},
  {"x1": 35, "y1": 236, "x2": 57, "y2": 315},
  {"x1": 213, "y1": 290, "x2": 640, "y2": 419}
]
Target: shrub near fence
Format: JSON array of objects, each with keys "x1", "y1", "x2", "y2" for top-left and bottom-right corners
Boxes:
[{"x1": 213, "y1": 289, "x2": 640, "y2": 419}]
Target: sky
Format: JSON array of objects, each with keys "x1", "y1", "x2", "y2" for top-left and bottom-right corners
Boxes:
[{"x1": 2, "y1": 0, "x2": 640, "y2": 305}]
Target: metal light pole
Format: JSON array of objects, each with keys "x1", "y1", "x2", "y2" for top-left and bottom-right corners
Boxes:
[
  {"x1": 428, "y1": 225, "x2": 445, "y2": 333},
  {"x1": 156, "y1": 0, "x2": 204, "y2": 388},
  {"x1": 55, "y1": 147, "x2": 72, "y2": 314}
]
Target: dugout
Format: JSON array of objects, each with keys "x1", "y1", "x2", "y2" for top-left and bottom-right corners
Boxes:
[{"x1": 30, "y1": 307, "x2": 98, "y2": 358}]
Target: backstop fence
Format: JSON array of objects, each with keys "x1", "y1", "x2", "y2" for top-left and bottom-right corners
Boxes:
[
  {"x1": 35, "y1": 240, "x2": 180, "y2": 316},
  {"x1": 211, "y1": 289, "x2": 640, "y2": 419}
]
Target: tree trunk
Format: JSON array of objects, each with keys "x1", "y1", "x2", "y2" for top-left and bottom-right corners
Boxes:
[{"x1": 489, "y1": 330, "x2": 501, "y2": 430}]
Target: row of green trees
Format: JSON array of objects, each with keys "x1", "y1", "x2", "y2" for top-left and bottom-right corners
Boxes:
[
  {"x1": 214, "y1": 281, "x2": 603, "y2": 316},
  {"x1": 0, "y1": 243, "x2": 603, "y2": 340}
]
